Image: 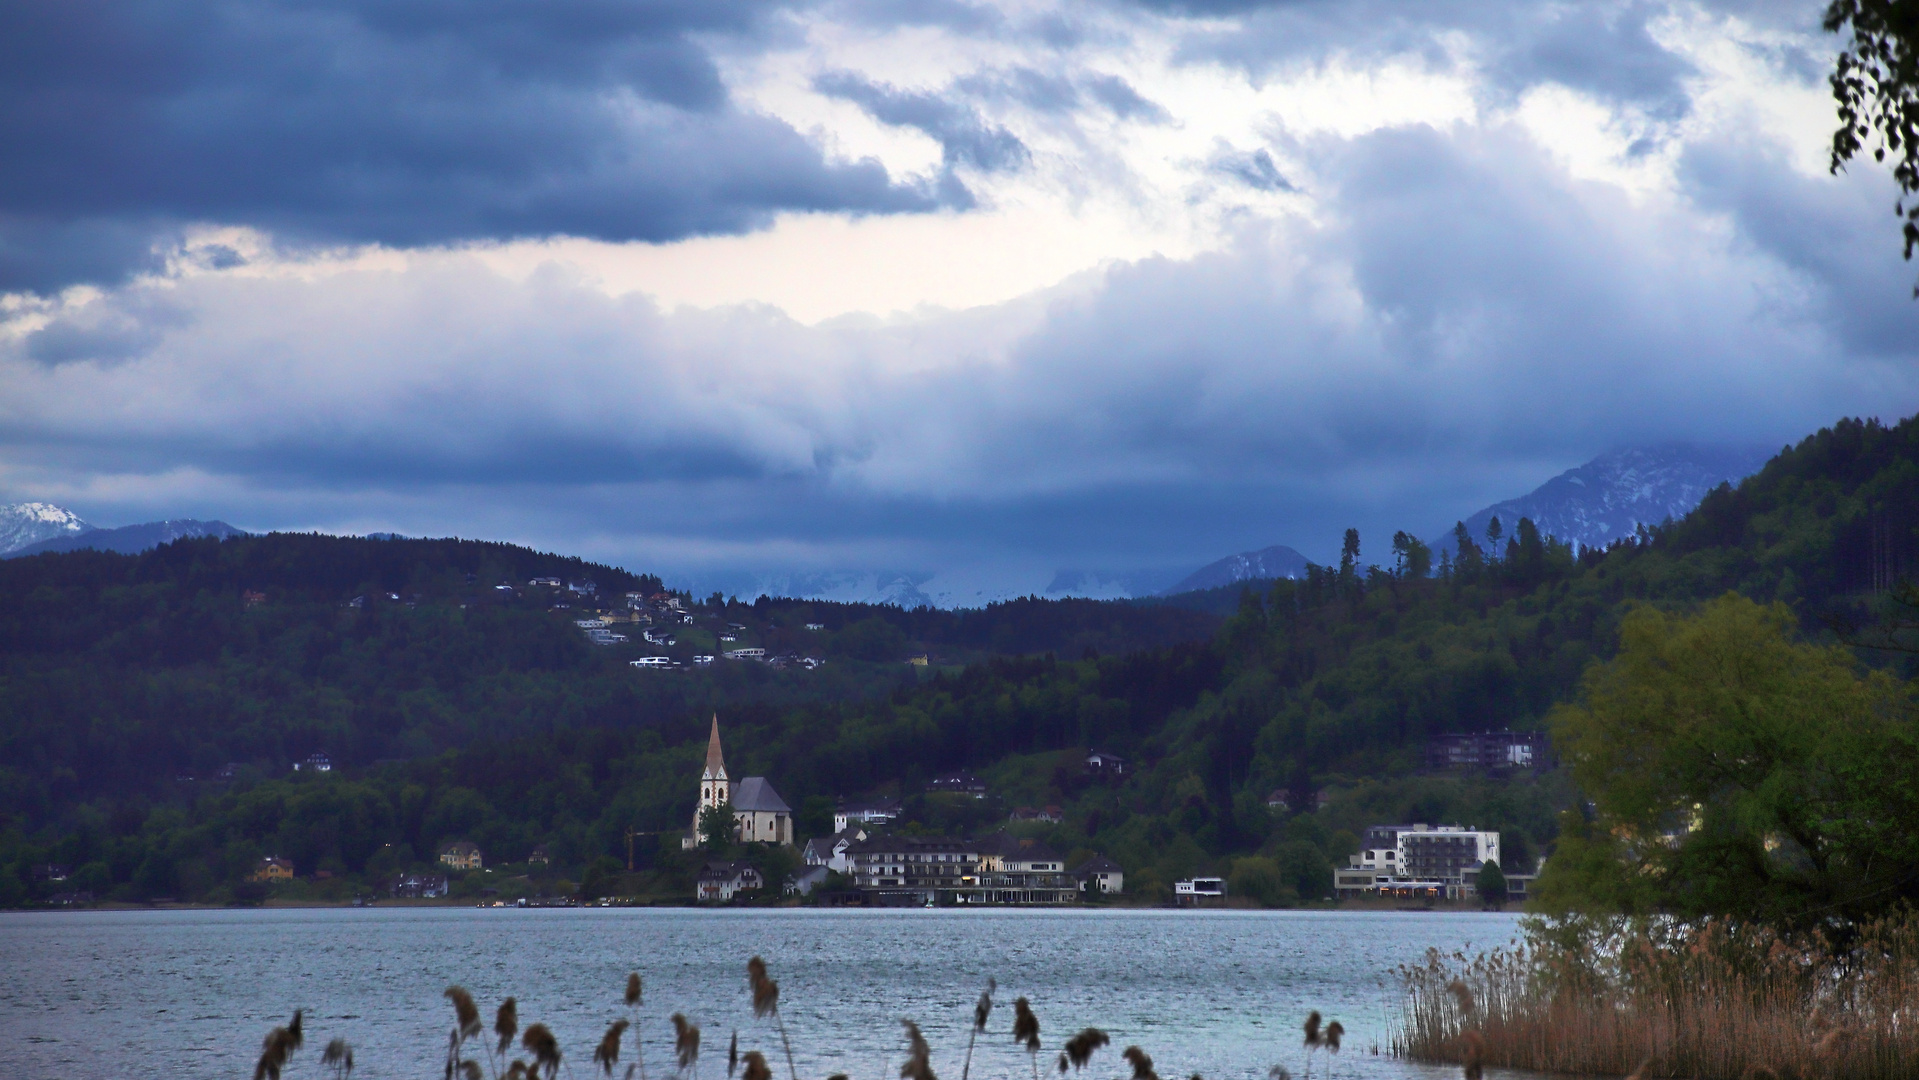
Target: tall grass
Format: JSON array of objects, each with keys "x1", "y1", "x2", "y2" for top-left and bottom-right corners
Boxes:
[
  {"x1": 254, "y1": 955, "x2": 1340, "y2": 1080},
  {"x1": 1396, "y1": 912, "x2": 1919, "y2": 1079}
]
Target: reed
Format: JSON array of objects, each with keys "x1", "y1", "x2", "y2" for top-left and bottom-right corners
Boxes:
[
  {"x1": 1395, "y1": 912, "x2": 1919, "y2": 1080},
  {"x1": 900, "y1": 1020, "x2": 937, "y2": 1080},
  {"x1": 962, "y1": 980, "x2": 995, "y2": 1080},
  {"x1": 1013, "y1": 997, "x2": 1042, "y2": 1080},
  {"x1": 747, "y1": 956, "x2": 798, "y2": 1080}
]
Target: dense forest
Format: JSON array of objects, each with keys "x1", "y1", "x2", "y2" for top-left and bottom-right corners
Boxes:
[{"x1": 0, "y1": 415, "x2": 1912, "y2": 908}]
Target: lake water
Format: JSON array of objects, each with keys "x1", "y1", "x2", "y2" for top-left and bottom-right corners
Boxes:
[{"x1": 0, "y1": 907, "x2": 1523, "y2": 1080}]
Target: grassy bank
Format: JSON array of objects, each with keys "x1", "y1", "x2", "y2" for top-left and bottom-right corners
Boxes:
[{"x1": 1395, "y1": 914, "x2": 1919, "y2": 1080}]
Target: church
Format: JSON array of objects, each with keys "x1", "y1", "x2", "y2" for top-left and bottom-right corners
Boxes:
[{"x1": 682, "y1": 715, "x2": 795, "y2": 848}]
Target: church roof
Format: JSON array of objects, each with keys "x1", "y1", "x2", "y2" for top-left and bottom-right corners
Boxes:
[
  {"x1": 732, "y1": 777, "x2": 791, "y2": 814},
  {"x1": 703, "y1": 714, "x2": 726, "y2": 778}
]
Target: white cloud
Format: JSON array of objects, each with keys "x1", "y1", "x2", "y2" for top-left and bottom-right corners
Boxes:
[{"x1": 2, "y1": 0, "x2": 1914, "y2": 592}]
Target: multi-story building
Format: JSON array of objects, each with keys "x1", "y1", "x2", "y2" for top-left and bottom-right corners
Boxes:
[
  {"x1": 1334, "y1": 824, "x2": 1501, "y2": 900},
  {"x1": 847, "y1": 835, "x2": 985, "y2": 904},
  {"x1": 977, "y1": 834, "x2": 1077, "y2": 904},
  {"x1": 1425, "y1": 731, "x2": 1550, "y2": 771}
]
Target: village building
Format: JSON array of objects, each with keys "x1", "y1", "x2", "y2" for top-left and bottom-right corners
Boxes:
[
  {"x1": 249, "y1": 855, "x2": 295, "y2": 883},
  {"x1": 439, "y1": 841, "x2": 484, "y2": 871},
  {"x1": 803, "y1": 826, "x2": 867, "y2": 873},
  {"x1": 833, "y1": 798, "x2": 902, "y2": 833},
  {"x1": 928, "y1": 770, "x2": 988, "y2": 798},
  {"x1": 392, "y1": 873, "x2": 449, "y2": 899},
  {"x1": 1073, "y1": 855, "x2": 1125, "y2": 895},
  {"x1": 696, "y1": 860, "x2": 764, "y2": 901},
  {"x1": 681, "y1": 716, "x2": 794, "y2": 849}
]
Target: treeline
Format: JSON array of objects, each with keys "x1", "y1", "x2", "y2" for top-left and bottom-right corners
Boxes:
[{"x1": 0, "y1": 415, "x2": 1912, "y2": 906}]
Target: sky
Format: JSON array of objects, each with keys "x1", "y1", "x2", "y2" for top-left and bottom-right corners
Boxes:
[{"x1": 2, "y1": 0, "x2": 1916, "y2": 601}]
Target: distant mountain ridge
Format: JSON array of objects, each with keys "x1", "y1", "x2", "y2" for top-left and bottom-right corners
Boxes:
[
  {"x1": 1432, "y1": 443, "x2": 1774, "y2": 556},
  {"x1": 0, "y1": 502, "x2": 92, "y2": 555},
  {"x1": 7, "y1": 518, "x2": 247, "y2": 558},
  {"x1": 1162, "y1": 544, "x2": 1311, "y2": 595}
]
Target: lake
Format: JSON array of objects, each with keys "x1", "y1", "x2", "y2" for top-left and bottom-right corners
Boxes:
[{"x1": 0, "y1": 907, "x2": 1523, "y2": 1080}]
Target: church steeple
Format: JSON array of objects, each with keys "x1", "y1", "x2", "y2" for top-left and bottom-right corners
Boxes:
[
  {"x1": 702, "y1": 713, "x2": 727, "y2": 781},
  {"x1": 697, "y1": 714, "x2": 730, "y2": 817}
]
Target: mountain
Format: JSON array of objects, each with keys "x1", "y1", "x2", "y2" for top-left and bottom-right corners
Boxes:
[
  {"x1": 7, "y1": 518, "x2": 247, "y2": 558},
  {"x1": 1161, "y1": 544, "x2": 1312, "y2": 594},
  {"x1": 0, "y1": 502, "x2": 92, "y2": 555},
  {"x1": 1044, "y1": 568, "x2": 1184, "y2": 599},
  {"x1": 1432, "y1": 443, "x2": 1774, "y2": 556}
]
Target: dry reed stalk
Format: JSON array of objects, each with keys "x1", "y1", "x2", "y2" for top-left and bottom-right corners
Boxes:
[
  {"x1": 740, "y1": 1051, "x2": 772, "y2": 1080},
  {"x1": 625, "y1": 975, "x2": 648, "y2": 1080},
  {"x1": 499, "y1": 999, "x2": 521, "y2": 1056},
  {"x1": 901, "y1": 1020, "x2": 937, "y2": 1080},
  {"x1": 321, "y1": 1037, "x2": 354, "y2": 1079},
  {"x1": 1395, "y1": 912, "x2": 1919, "y2": 1080},
  {"x1": 962, "y1": 979, "x2": 995, "y2": 1080},
  {"x1": 673, "y1": 1013, "x2": 702, "y2": 1080},
  {"x1": 747, "y1": 957, "x2": 798, "y2": 1080},
  {"x1": 1062, "y1": 1028, "x2": 1109, "y2": 1072},
  {"x1": 1013, "y1": 998, "x2": 1042, "y2": 1080},
  {"x1": 1123, "y1": 1046, "x2": 1159, "y2": 1080},
  {"x1": 1301, "y1": 1012, "x2": 1321, "y2": 1080},
  {"x1": 523, "y1": 1023, "x2": 563, "y2": 1080},
  {"x1": 597, "y1": 1021, "x2": 632, "y2": 1076}
]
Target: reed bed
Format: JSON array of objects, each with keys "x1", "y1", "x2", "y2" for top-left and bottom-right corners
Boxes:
[
  {"x1": 1395, "y1": 912, "x2": 1919, "y2": 1080},
  {"x1": 254, "y1": 956, "x2": 1342, "y2": 1080}
]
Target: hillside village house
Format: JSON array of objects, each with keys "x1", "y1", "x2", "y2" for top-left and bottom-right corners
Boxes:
[
  {"x1": 803, "y1": 826, "x2": 868, "y2": 873},
  {"x1": 697, "y1": 860, "x2": 765, "y2": 901},
  {"x1": 249, "y1": 855, "x2": 295, "y2": 883},
  {"x1": 681, "y1": 716, "x2": 795, "y2": 849},
  {"x1": 392, "y1": 873, "x2": 449, "y2": 898},
  {"x1": 1074, "y1": 856, "x2": 1125, "y2": 895},
  {"x1": 440, "y1": 841, "x2": 484, "y2": 871},
  {"x1": 833, "y1": 797, "x2": 902, "y2": 834}
]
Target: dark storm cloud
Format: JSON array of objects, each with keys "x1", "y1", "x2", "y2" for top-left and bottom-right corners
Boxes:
[
  {"x1": 0, "y1": 0, "x2": 944, "y2": 294},
  {"x1": 1163, "y1": 0, "x2": 1702, "y2": 116},
  {"x1": 815, "y1": 71, "x2": 1032, "y2": 174},
  {"x1": 1485, "y1": 2, "x2": 1696, "y2": 118},
  {"x1": 13, "y1": 107, "x2": 1909, "y2": 582}
]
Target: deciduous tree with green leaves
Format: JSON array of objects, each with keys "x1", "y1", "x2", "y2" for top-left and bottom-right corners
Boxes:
[
  {"x1": 1535, "y1": 594, "x2": 1919, "y2": 931},
  {"x1": 1827, "y1": 0, "x2": 1919, "y2": 292}
]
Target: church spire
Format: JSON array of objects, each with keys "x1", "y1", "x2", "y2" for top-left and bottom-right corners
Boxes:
[{"x1": 703, "y1": 713, "x2": 726, "y2": 779}]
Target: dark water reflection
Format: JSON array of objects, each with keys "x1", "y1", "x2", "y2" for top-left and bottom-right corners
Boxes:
[{"x1": 0, "y1": 907, "x2": 1524, "y2": 1080}]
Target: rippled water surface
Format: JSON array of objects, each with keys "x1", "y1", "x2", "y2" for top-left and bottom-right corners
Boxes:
[{"x1": 0, "y1": 907, "x2": 1525, "y2": 1080}]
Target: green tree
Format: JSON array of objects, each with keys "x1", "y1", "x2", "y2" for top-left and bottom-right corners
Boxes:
[
  {"x1": 1229, "y1": 855, "x2": 1290, "y2": 907},
  {"x1": 1476, "y1": 861, "x2": 1508, "y2": 909},
  {"x1": 1826, "y1": 0, "x2": 1919, "y2": 290},
  {"x1": 696, "y1": 803, "x2": 737, "y2": 849},
  {"x1": 1535, "y1": 594, "x2": 1919, "y2": 930},
  {"x1": 829, "y1": 617, "x2": 910, "y2": 662}
]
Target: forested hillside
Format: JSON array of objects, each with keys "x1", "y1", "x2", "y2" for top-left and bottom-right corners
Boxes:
[{"x1": 1, "y1": 416, "x2": 1912, "y2": 908}]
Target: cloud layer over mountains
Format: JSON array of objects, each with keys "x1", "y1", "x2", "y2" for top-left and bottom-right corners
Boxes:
[{"x1": 2, "y1": 0, "x2": 1915, "y2": 587}]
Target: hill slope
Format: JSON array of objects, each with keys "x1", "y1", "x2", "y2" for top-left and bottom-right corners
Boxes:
[
  {"x1": 0, "y1": 416, "x2": 1911, "y2": 907},
  {"x1": 9, "y1": 518, "x2": 245, "y2": 557}
]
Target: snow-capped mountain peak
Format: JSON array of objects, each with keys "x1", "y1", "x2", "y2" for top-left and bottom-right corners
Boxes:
[
  {"x1": 0, "y1": 501, "x2": 93, "y2": 555},
  {"x1": 1431, "y1": 443, "x2": 1774, "y2": 555}
]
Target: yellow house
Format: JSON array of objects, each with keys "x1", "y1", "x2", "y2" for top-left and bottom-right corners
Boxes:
[
  {"x1": 249, "y1": 856, "x2": 295, "y2": 883},
  {"x1": 440, "y1": 841, "x2": 483, "y2": 871}
]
